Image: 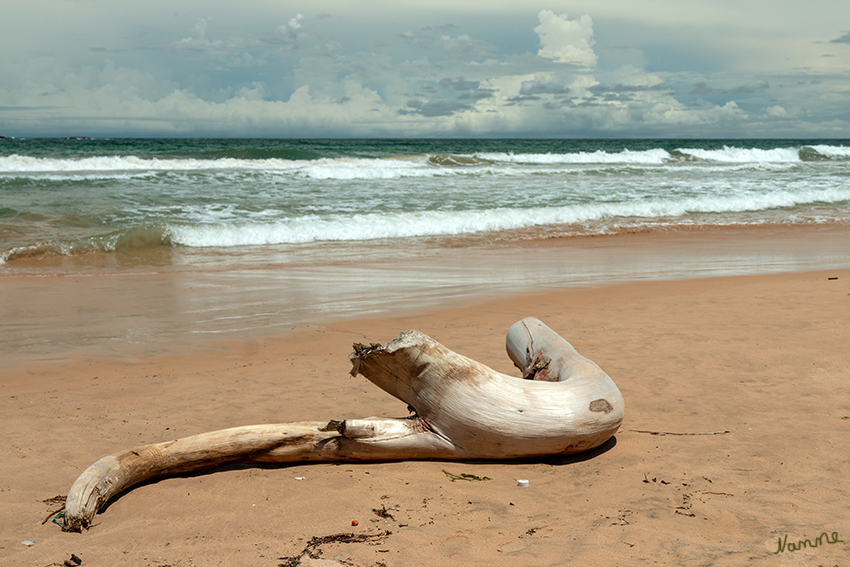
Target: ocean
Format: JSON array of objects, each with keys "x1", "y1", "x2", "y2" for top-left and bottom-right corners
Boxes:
[
  {"x1": 3, "y1": 138, "x2": 850, "y2": 268},
  {"x1": 2, "y1": 138, "x2": 850, "y2": 355}
]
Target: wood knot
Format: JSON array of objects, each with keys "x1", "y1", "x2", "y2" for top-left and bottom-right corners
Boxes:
[{"x1": 589, "y1": 398, "x2": 613, "y2": 413}]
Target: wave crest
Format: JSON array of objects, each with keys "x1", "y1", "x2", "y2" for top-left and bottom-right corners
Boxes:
[
  {"x1": 167, "y1": 185, "x2": 850, "y2": 247},
  {"x1": 4, "y1": 145, "x2": 847, "y2": 180},
  {"x1": 0, "y1": 225, "x2": 171, "y2": 263}
]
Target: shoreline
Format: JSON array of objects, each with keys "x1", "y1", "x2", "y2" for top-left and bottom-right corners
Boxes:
[
  {"x1": 3, "y1": 223, "x2": 850, "y2": 370},
  {"x1": 5, "y1": 134, "x2": 850, "y2": 565},
  {"x1": 3, "y1": 264, "x2": 849, "y2": 566}
]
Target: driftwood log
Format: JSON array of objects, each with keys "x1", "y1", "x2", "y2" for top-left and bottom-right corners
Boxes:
[{"x1": 63, "y1": 317, "x2": 623, "y2": 532}]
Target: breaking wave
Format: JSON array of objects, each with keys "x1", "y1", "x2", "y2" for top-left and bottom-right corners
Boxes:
[
  {"x1": 2, "y1": 144, "x2": 847, "y2": 181},
  {"x1": 4, "y1": 183, "x2": 847, "y2": 263}
]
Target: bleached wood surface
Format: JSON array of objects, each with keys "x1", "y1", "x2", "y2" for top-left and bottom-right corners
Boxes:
[{"x1": 63, "y1": 317, "x2": 623, "y2": 532}]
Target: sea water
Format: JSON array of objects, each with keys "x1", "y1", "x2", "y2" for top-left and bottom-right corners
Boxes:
[
  {"x1": 3, "y1": 138, "x2": 850, "y2": 267},
  {"x1": 2, "y1": 138, "x2": 849, "y2": 353}
]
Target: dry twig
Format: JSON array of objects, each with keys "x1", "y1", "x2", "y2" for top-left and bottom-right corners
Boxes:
[{"x1": 630, "y1": 429, "x2": 730, "y2": 436}]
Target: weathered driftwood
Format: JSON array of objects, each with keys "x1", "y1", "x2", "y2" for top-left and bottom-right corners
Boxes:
[{"x1": 63, "y1": 317, "x2": 623, "y2": 532}]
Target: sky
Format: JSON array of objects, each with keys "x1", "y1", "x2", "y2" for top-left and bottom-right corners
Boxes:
[{"x1": 1, "y1": 0, "x2": 849, "y2": 138}]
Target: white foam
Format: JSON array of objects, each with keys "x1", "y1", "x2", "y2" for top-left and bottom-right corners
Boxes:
[
  {"x1": 476, "y1": 149, "x2": 671, "y2": 165},
  {"x1": 165, "y1": 185, "x2": 850, "y2": 248},
  {"x1": 3, "y1": 146, "x2": 837, "y2": 180},
  {"x1": 676, "y1": 146, "x2": 801, "y2": 163},
  {"x1": 296, "y1": 158, "x2": 436, "y2": 180},
  {"x1": 0, "y1": 153, "x2": 454, "y2": 181},
  {"x1": 809, "y1": 144, "x2": 850, "y2": 158}
]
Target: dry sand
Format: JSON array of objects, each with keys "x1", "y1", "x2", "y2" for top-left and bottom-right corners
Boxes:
[{"x1": 2, "y1": 238, "x2": 850, "y2": 566}]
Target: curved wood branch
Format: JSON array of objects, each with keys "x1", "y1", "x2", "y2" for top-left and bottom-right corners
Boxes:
[{"x1": 63, "y1": 317, "x2": 623, "y2": 532}]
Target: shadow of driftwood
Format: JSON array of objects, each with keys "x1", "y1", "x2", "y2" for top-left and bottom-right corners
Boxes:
[{"x1": 96, "y1": 435, "x2": 618, "y2": 518}]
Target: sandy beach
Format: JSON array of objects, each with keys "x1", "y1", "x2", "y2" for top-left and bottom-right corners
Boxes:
[{"x1": 2, "y1": 228, "x2": 850, "y2": 567}]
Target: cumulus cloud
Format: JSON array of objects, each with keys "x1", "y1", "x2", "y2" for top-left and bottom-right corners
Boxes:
[
  {"x1": 534, "y1": 10, "x2": 597, "y2": 68},
  {"x1": 174, "y1": 18, "x2": 221, "y2": 52},
  {"x1": 286, "y1": 14, "x2": 304, "y2": 31}
]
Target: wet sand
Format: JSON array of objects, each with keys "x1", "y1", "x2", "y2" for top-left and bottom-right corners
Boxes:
[
  {"x1": 3, "y1": 224, "x2": 849, "y2": 364},
  {"x1": 2, "y1": 226, "x2": 850, "y2": 566}
]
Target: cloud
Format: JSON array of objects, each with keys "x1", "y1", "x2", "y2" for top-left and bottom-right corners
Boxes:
[
  {"x1": 589, "y1": 82, "x2": 672, "y2": 95},
  {"x1": 439, "y1": 77, "x2": 476, "y2": 91},
  {"x1": 399, "y1": 31, "x2": 423, "y2": 46},
  {"x1": 401, "y1": 98, "x2": 472, "y2": 117},
  {"x1": 172, "y1": 17, "x2": 264, "y2": 67},
  {"x1": 689, "y1": 82, "x2": 714, "y2": 96},
  {"x1": 436, "y1": 33, "x2": 494, "y2": 60},
  {"x1": 286, "y1": 14, "x2": 304, "y2": 31},
  {"x1": 436, "y1": 77, "x2": 494, "y2": 102},
  {"x1": 174, "y1": 18, "x2": 221, "y2": 52},
  {"x1": 725, "y1": 79, "x2": 770, "y2": 94},
  {"x1": 518, "y1": 80, "x2": 571, "y2": 96},
  {"x1": 581, "y1": 81, "x2": 672, "y2": 104},
  {"x1": 534, "y1": 10, "x2": 597, "y2": 68},
  {"x1": 274, "y1": 14, "x2": 306, "y2": 42},
  {"x1": 1, "y1": 3, "x2": 848, "y2": 138}
]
